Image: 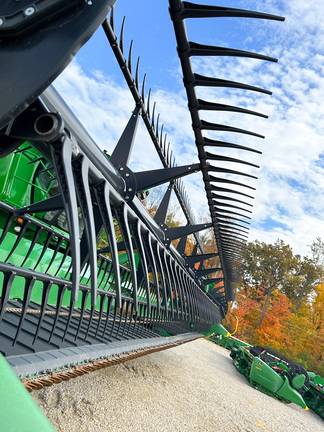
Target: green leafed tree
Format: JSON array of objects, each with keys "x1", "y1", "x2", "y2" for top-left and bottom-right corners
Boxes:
[
  {"x1": 309, "y1": 237, "x2": 324, "y2": 279},
  {"x1": 243, "y1": 239, "x2": 313, "y2": 327},
  {"x1": 282, "y1": 256, "x2": 319, "y2": 311}
]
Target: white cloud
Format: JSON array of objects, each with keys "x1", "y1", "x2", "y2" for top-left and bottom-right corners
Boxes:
[
  {"x1": 52, "y1": 0, "x2": 324, "y2": 257},
  {"x1": 54, "y1": 62, "x2": 164, "y2": 171}
]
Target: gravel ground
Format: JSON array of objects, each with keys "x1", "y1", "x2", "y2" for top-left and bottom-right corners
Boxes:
[{"x1": 32, "y1": 338, "x2": 323, "y2": 432}]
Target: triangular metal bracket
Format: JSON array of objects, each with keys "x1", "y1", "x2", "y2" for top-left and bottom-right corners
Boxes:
[
  {"x1": 154, "y1": 183, "x2": 173, "y2": 225},
  {"x1": 17, "y1": 194, "x2": 64, "y2": 215},
  {"x1": 184, "y1": 252, "x2": 218, "y2": 266},
  {"x1": 110, "y1": 105, "x2": 141, "y2": 168},
  {"x1": 177, "y1": 235, "x2": 187, "y2": 255},
  {"x1": 194, "y1": 268, "x2": 222, "y2": 277},
  {"x1": 168, "y1": 222, "x2": 212, "y2": 241},
  {"x1": 134, "y1": 163, "x2": 200, "y2": 191}
]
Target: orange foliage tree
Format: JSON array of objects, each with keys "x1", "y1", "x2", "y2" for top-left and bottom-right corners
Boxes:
[{"x1": 229, "y1": 282, "x2": 324, "y2": 375}]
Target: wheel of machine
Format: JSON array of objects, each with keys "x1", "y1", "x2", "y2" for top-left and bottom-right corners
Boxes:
[{"x1": 230, "y1": 347, "x2": 238, "y2": 359}]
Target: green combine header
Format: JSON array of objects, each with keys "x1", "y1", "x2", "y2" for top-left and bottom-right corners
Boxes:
[
  {"x1": 211, "y1": 333, "x2": 324, "y2": 418},
  {"x1": 0, "y1": 0, "x2": 292, "y2": 429}
]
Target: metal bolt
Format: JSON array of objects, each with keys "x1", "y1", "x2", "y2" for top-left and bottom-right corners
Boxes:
[
  {"x1": 24, "y1": 7, "x2": 35, "y2": 16},
  {"x1": 119, "y1": 167, "x2": 124, "y2": 172},
  {"x1": 125, "y1": 173, "x2": 130, "y2": 177},
  {"x1": 128, "y1": 188, "x2": 132, "y2": 192}
]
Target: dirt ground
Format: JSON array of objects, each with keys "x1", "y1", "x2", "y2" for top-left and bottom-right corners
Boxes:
[{"x1": 32, "y1": 338, "x2": 323, "y2": 432}]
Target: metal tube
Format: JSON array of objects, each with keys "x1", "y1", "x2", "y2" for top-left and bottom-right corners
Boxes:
[{"x1": 41, "y1": 86, "x2": 125, "y2": 195}]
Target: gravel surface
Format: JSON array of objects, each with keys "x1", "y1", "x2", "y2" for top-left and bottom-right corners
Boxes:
[{"x1": 32, "y1": 338, "x2": 323, "y2": 431}]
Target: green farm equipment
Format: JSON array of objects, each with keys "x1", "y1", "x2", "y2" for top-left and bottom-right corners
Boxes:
[
  {"x1": 212, "y1": 333, "x2": 251, "y2": 351},
  {"x1": 0, "y1": 1, "x2": 287, "y2": 429},
  {"x1": 303, "y1": 372, "x2": 324, "y2": 418},
  {"x1": 230, "y1": 344, "x2": 324, "y2": 417}
]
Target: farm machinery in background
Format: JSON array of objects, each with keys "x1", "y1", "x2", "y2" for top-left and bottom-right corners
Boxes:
[
  {"x1": 0, "y1": 1, "x2": 284, "y2": 430},
  {"x1": 211, "y1": 329, "x2": 324, "y2": 419}
]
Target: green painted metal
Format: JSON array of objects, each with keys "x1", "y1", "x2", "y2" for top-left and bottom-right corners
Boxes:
[
  {"x1": 0, "y1": 144, "x2": 134, "y2": 312},
  {"x1": 0, "y1": 142, "x2": 214, "y2": 324},
  {"x1": 0, "y1": 143, "x2": 46, "y2": 208},
  {"x1": 0, "y1": 145, "x2": 172, "y2": 313},
  {"x1": 250, "y1": 356, "x2": 285, "y2": 394},
  {"x1": 229, "y1": 345, "x2": 320, "y2": 412},
  {"x1": 209, "y1": 323, "x2": 230, "y2": 336},
  {"x1": 276, "y1": 376, "x2": 307, "y2": 409},
  {"x1": 249, "y1": 356, "x2": 307, "y2": 409},
  {"x1": 0, "y1": 354, "x2": 55, "y2": 432},
  {"x1": 211, "y1": 334, "x2": 324, "y2": 417},
  {"x1": 303, "y1": 373, "x2": 324, "y2": 418},
  {"x1": 210, "y1": 333, "x2": 251, "y2": 350},
  {"x1": 292, "y1": 374, "x2": 306, "y2": 390}
]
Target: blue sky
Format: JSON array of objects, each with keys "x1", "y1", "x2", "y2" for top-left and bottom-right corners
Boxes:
[{"x1": 53, "y1": 0, "x2": 324, "y2": 257}]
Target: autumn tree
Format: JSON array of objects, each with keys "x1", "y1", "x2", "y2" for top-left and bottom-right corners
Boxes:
[
  {"x1": 285, "y1": 285, "x2": 324, "y2": 375},
  {"x1": 313, "y1": 283, "x2": 324, "y2": 333},
  {"x1": 229, "y1": 285, "x2": 261, "y2": 343},
  {"x1": 230, "y1": 282, "x2": 324, "y2": 374},
  {"x1": 231, "y1": 239, "x2": 324, "y2": 374},
  {"x1": 254, "y1": 289, "x2": 292, "y2": 350},
  {"x1": 282, "y1": 256, "x2": 319, "y2": 311},
  {"x1": 242, "y1": 239, "x2": 297, "y2": 327}
]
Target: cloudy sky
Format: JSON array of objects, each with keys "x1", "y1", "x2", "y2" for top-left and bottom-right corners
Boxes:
[{"x1": 53, "y1": 0, "x2": 324, "y2": 257}]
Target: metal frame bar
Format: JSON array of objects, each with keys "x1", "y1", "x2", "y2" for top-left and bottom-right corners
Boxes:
[{"x1": 0, "y1": 1, "x2": 283, "y2": 368}]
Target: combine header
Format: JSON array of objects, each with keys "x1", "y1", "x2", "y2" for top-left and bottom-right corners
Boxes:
[
  {"x1": 0, "y1": 0, "x2": 284, "y2": 425},
  {"x1": 230, "y1": 343, "x2": 324, "y2": 418}
]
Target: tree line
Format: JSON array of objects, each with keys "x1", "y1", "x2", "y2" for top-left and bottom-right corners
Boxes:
[{"x1": 228, "y1": 238, "x2": 324, "y2": 375}]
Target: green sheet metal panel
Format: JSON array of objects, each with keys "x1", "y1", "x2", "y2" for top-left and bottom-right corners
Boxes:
[
  {"x1": 250, "y1": 357, "x2": 284, "y2": 393},
  {"x1": 0, "y1": 354, "x2": 55, "y2": 432}
]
